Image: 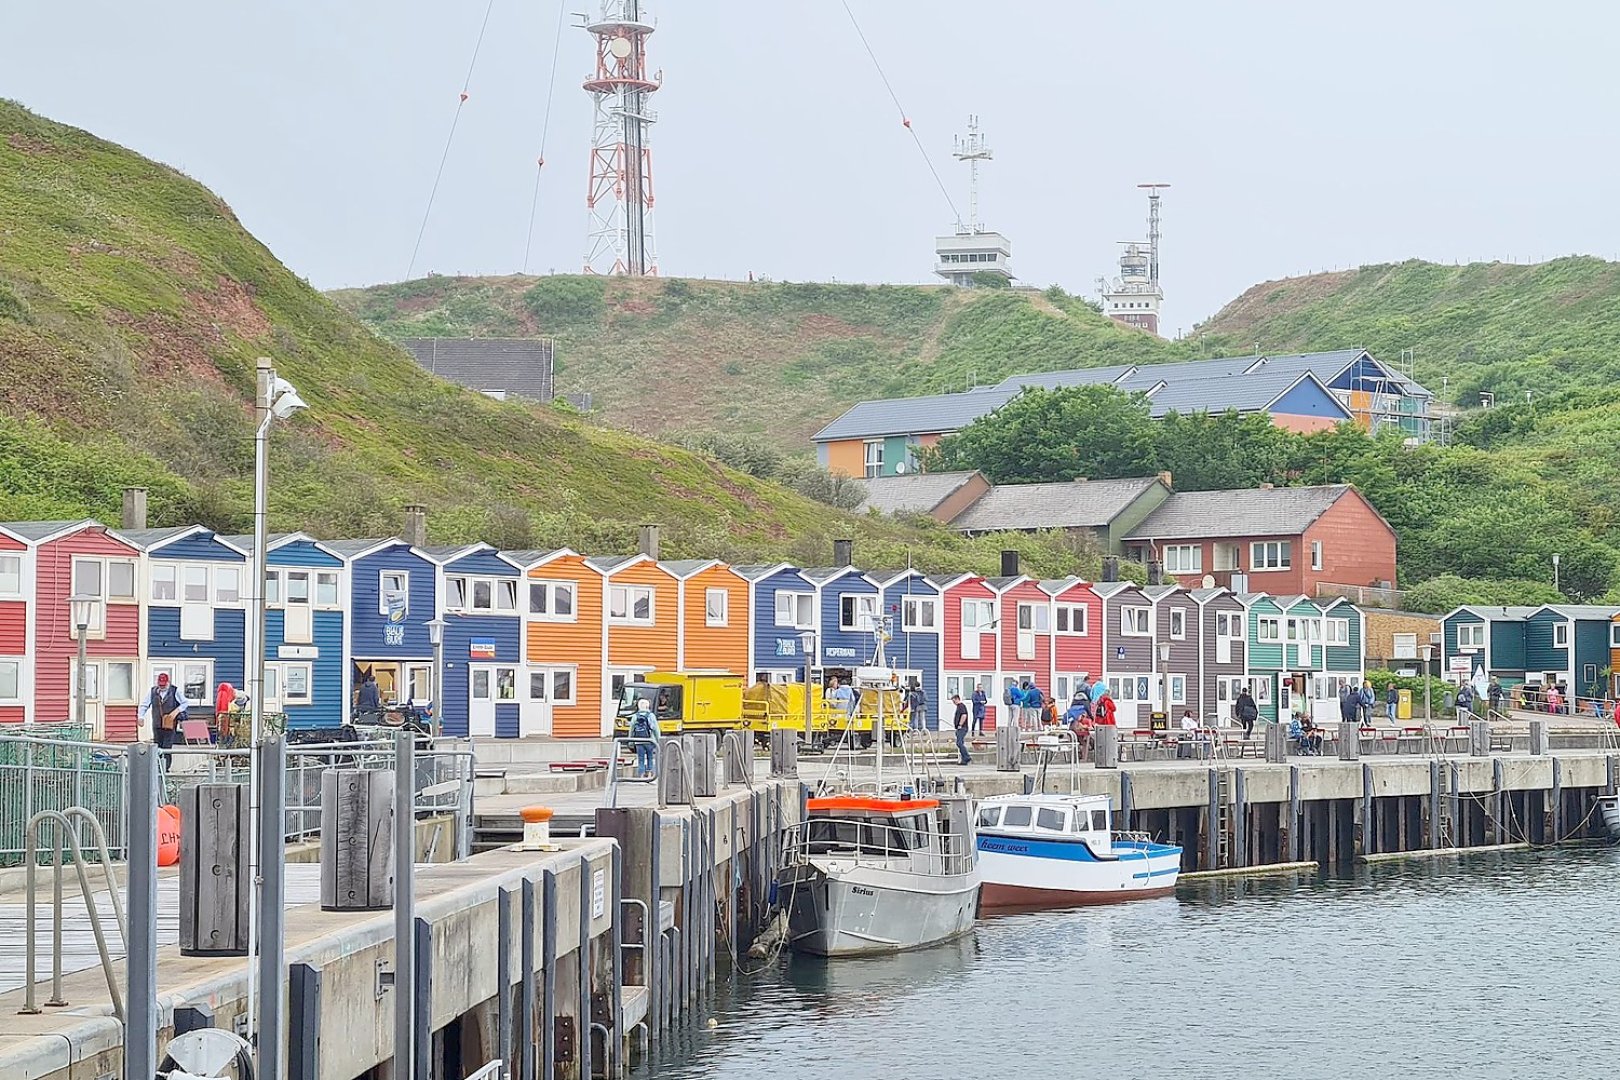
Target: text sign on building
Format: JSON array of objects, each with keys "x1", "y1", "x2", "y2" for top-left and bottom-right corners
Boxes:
[
  {"x1": 825, "y1": 647, "x2": 858, "y2": 660},
  {"x1": 1448, "y1": 656, "x2": 1470, "y2": 673},
  {"x1": 775, "y1": 640, "x2": 796, "y2": 657},
  {"x1": 278, "y1": 645, "x2": 318, "y2": 660},
  {"x1": 470, "y1": 638, "x2": 497, "y2": 659},
  {"x1": 383, "y1": 625, "x2": 405, "y2": 647}
]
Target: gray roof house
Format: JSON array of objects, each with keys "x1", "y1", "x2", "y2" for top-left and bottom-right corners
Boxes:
[
  {"x1": 950, "y1": 475, "x2": 1172, "y2": 553},
  {"x1": 856, "y1": 470, "x2": 991, "y2": 523},
  {"x1": 400, "y1": 337, "x2": 556, "y2": 403}
]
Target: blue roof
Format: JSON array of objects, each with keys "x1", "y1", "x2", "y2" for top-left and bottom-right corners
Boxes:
[{"x1": 813, "y1": 350, "x2": 1408, "y2": 441}]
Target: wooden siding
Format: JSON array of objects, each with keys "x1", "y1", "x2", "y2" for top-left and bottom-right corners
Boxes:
[
  {"x1": 349, "y1": 545, "x2": 438, "y2": 662},
  {"x1": 824, "y1": 440, "x2": 866, "y2": 478},
  {"x1": 1198, "y1": 592, "x2": 1248, "y2": 723},
  {"x1": 940, "y1": 578, "x2": 998, "y2": 672},
  {"x1": 526, "y1": 554, "x2": 605, "y2": 739},
  {"x1": 881, "y1": 574, "x2": 941, "y2": 726},
  {"x1": 995, "y1": 580, "x2": 1053, "y2": 694},
  {"x1": 442, "y1": 613, "x2": 523, "y2": 738},
  {"x1": 1244, "y1": 596, "x2": 1285, "y2": 724},
  {"x1": 1048, "y1": 582, "x2": 1103, "y2": 691},
  {"x1": 680, "y1": 565, "x2": 749, "y2": 673},
  {"x1": 34, "y1": 527, "x2": 141, "y2": 740},
  {"x1": 749, "y1": 568, "x2": 816, "y2": 678},
  {"x1": 815, "y1": 570, "x2": 881, "y2": 673},
  {"x1": 1152, "y1": 590, "x2": 1200, "y2": 726},
  {"x1": 603, "y1": 560, "x2": 679, "y2": 672},
  {"x1": 266, "y1": 541, "x2": 345, "y2": 730}
]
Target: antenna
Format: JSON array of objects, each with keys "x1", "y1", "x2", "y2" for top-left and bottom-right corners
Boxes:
[
  {"x1": 1138, "y1": 183, "x2": 1170, "y2": 285},
  {"x1": 582, "y1": 1, "x2": 660, "y2": 276},
  {"x1": 952, "y1": 116, "x2": 994, "y2": 234}
]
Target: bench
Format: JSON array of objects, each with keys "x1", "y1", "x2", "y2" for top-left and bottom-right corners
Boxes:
[{"x1": 549, "y1": 758, "x2": 610, "y2": 773}]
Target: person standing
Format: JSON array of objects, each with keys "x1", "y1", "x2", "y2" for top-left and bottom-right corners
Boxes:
[
  {"x1": 1488, "y1": 678, "x2": 1504, "y2": 715},
  {"x1": 1385, "y1": 683, "x2": 1398, "y2": 724},
  {"x1": 629, "y1": 698, "x2": 660, "y2": 777},
  {"x1": 1235, "y1": 687, "x2": 1258, "y2": 739},
  {"x1": 356, "y1": 671, "x2": 382, "y2": 716},
  {"x1": 1339, "y1": 683, "x2": 1358, "y2": 726},
  {"x1": 1021, "y1": 680, "x2": 1044, "y2": 732},
  {"x1": 1455, "y1": 682, "x2": 1474, "y2": 722},
  {"x1": 970, "y1": 683, "x2": 988, "y2": 737},
  {"x1": 951, "y1": 693, "x2": 971, "y2": 765},
  {"x1": 1359, "y1": 680, "x2": 1376, "y2": 725},
  {"x1": 140, "y1": 672, "x2": 188, "y2": 750},
  {"x1": 904, "y1": 679, "x2": 928, "y2": 733},
  {"x1": 825, "y1": 676, "x2": 853, "y2": 716},
  {"x1": 1094, "y1": 690, "x2": 1118, "y2": 728}
]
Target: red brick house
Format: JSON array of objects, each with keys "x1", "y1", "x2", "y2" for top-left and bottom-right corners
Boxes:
[{"x1": 1122, "y1": 484, "x2": 1396, "y2": 598}]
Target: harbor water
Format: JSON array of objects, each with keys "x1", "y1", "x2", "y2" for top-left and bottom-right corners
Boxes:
[{"x1": 638, "y1": 848, "x2": 1620, "y2": 1079}]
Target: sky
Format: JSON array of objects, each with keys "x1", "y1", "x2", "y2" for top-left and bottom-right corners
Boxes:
[{"x1": 9, "y1": 0, "x2": 1620, "y2": 333}]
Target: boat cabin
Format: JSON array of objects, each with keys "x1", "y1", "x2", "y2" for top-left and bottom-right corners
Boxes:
[
  {"x1": 801, "y1": 796, "x2": 972, "y2": 873},
  {"x1": 978, "y1": 794, "x2": 1113, "y2": 840}
]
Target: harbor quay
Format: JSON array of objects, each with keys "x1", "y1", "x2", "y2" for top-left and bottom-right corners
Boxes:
[
  {"x1": 0, "y1": 740, "x2": 803, "y2": 1080},
  {"x1": 2, "y1": 723, "x2": 1615, "y2": 1080}
]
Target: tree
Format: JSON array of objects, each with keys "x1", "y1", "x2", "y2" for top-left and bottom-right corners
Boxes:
[
  {"x1": 928, "y1": 385, "x2": 1157, "y2": 483},
  {"x1": 1153, "y1": 410, "x2": 1291, "y2": 490},
  {"x1": 1401, "y1": 574, "x2": 1563, "y2": 614}
]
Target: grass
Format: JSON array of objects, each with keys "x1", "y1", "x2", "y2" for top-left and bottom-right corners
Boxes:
[{"x1": 0, "y1": 99, "x2": 1123, "y2": 579}]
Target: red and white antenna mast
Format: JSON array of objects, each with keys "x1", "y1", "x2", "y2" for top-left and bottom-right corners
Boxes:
[{"x1": 582, "y1": 1, "x2": 660, "y2": 276}]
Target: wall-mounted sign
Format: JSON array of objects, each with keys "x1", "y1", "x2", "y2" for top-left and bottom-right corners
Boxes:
[
  {"x1": 774, "y1": 639, "x2": 797, "y2": 657},
  {"x1": 825, "y1": 646, "x2": 859, "y2": 659},
  {"x1": 469, "y1": 638, "x2": 497, "y2": 659},
  {"x1": 1447, "y1": 656, "x2": 1470, "y2": 673},
  {"x1": 385, "y1": 591, "x2": 408, "y2": 625},
  {"x1": 1115, "y1": 647, "x2": 1126, "y2": 660},
  {"x1": 383, "y1": 625, "x2": 405, "y2": 647},
  {"x1": 591, "y1": 867, "x2": 606, "y2": 918},
  {"x1": 278, "y1": 645, "x2": 318, "y2": 660}
]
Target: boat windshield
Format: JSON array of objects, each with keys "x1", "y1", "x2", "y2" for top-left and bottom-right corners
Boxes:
[
  {"x1": 978, "y1": 805, "x2": 1002, "y2": 829},
  {"x1": 1001, "y1": 804, "x2": 1032, "y2": 829},
  {"x1": 1035, "y1": 807, "x2": 1067, "y2": 833},
  {"x1": 806, "y1": 813, "x2": 930, "y2": 857}
]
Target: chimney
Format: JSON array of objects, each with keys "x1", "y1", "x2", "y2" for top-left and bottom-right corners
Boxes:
[
  {"x1": 1147, "y1": 560, "x2": 1164, "y2": 586},
  {"x1": 121, "y1": 487, "x2": 148, "y2": 531},
  {"x1": 638, "y1": 524, "x2": 662, "y2": 561},
  {"x1": 403, "y1": 504, "x2": 428, "y2": 548},
  {"x1": 833, "y1": 538, "x2": 854, "y2": 567},
  {"x1": 1157, "y1": 471, "x2": 1173, "y2": 489},
  {"x1": 1259, "y1": 482, "x2": 1274, "y2": 490},
  {"x1": 1103, "y1": 556, "x2": 1120, "y2": 583},
  {"x1": 1000, "y1": 549, "x2": 1020, "y2": 577}
]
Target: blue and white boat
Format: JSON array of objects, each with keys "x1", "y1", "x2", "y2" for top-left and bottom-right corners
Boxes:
[{"x1": 975, "y1": 793, "x2": 1182, "y2": 913}]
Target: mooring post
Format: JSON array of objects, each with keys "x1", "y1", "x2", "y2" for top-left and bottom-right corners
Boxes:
[
  {"x1": 498, "y1": 887, "x2": 514, "y2": 1080},
  {"x1": 1119, "y1": 771, "x2": 1134, "y2": 830},
  {"x1": 648, "y1": 811, "x2": 663, "y2": 1043},
  {"x1": 1205, "y1": 768, "x2": 1220, "y2": 870},
  {"x1": 1429, "y1": 759, "x2": 1443, "y2": 849},
  {"x1": 1492, "y1": 757, "x2": 1507, "y2": 845},
  {"x1": 126, "y1": 744, "x2": 160, "y2": 1080},
  {"x1": 1550, "y1": 756, "x2": 1564, "y2": 843},
  {"x1": 540, "y1": 870, "x2": 557, "y2": 1080},
  {"x1": 521, "y1": 878, "x2": 537, "y2": 1080},
  {"x1": 1231, "y1": 769, "x2": 1248, "y2": 868},
  {"x1": 1361, "y1": 762, "x2": 1375, "y2": 857},
  {"x1": 1450, "y1": 762, "x2": 1464, "y2": 848},
  {"x1": 1608, "y1": 754, "x2": 1618, "y2": 797},
  {"x1": 414, "y1": 916, "x2": 432, "y2": 1080},
  {"x1": 1287, "y1": 765, "x2": 1301, "y2": 863}
]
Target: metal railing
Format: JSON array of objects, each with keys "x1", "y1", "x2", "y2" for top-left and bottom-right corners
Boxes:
[
  {"x1": 0, "y1": 731, "x2": 477, "y2": 865},
  {"x1": 782, "y1": 813, "x2": 975, "y2": 877}
]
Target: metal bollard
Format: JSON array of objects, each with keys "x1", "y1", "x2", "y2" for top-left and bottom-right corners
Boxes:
[
  {"x1": 1529, "y1": 720, "x2": 1548, "y2": 756},
  {"x1": 995, "y1": 723, "x2": 1021, "y2": 772},
  {"x1": 1265, "y1": 722, "x2": 1286, "y2": 763},
  {"x1": 768, "y1": 729, "x2": 797, "y2": 779},
  {"x1": 1094, "y1": 725, "x2": 1120, "y2": 770},
  {"x1": 1470, "y1": 720, "x2": 1491, "y2": 757}
]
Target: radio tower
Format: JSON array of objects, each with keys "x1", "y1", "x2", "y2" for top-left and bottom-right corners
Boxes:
[
  {"x1": 582, "y1": 1, "x2": 660, "y2": 276},
  {"x1": 1140, "y1": 182, "x2": 1169, "y2": 285}
]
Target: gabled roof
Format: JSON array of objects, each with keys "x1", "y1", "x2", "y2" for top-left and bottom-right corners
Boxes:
[
  {"x1": 731, "y1": 563, "x2": 800, "y2": 583},
  {"x1": 1038, "y1": 576, "x2": 1090, "y2": 597},
  {"x1": 867, "y1": 568, "x2": 925, "y2": 589},
  {"x1": 0, "y1": 520, "x2": 101, "y2": 544},
  {"x1": 1091, "y1": 581, "x2": 1141, "y2": 600},
  {"x1": 1445, "y1": 605, "x2": 1543, "y2": 623},
  {"x1": 123, "y1": 525, "x2": 249, "y2": 558},
  {"x1": 800, "y1": 566, "x2": 869, "y2": 586},
  {"x1": 1142, "y1": 584, "x2": 1182, "y2": 601},
  {"x1": 223, "y1": 531, "x2": 330, "y2": 556},
  {"x1": 324, "y1": 537, "x2": 426, "y2": 562},
  {"x1": 400, "y1": 337, "x2": 555, "y2": 402},
  {"x1": 1534, "y1": 604, "x2": 1620, "y2": 621},
  {"x1": 984, "y1": 575, "x2": 1027, "y2": 593},
  {"x1": 952, "y1": 476, "x2": 1167, "y2": 533},
  {"x1": 428, "y1": 543, "x2": 524, "y2": 573},
  {"x1": 501, "y1": 548, "x2": 576, "y2": 569},
  {"x1": 1188, "y1": 587, "x2": 1230, "y2": 603},
  {"x1": 1126, "y1": 485, "x2": 1370, "y2": 541},
  {"x1": 925, "y1": 571, "x2": 977, "y2": 590},
  {"x1": 585, "y1": 554, "x2": 647, "y2": 574},
  {"x1": 811, "y1": 387, "x2": 1020, "y2": 442},
  {"x1": 856, "y1": 471, "x2": 984, "y2": 517},
  {"x1": 660, "y1": 558, "x2": 720, "y2": 579}
]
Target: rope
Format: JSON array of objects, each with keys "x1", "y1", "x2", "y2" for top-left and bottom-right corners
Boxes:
[
  {"x1": 406, "y1": 0, "x2": 498, "y2": 280},
  {"x1": 522, "y1": 0, "x2": 569, "y2": 273},
  {"x1": 837, "y1": 0, "x2": 960, "y2": 222}
]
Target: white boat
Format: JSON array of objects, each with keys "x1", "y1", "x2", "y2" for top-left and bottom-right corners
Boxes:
[
  {"x1": 1599, "y1": 795, "x2": 1620, "y2": 840},
  {"x1": 777, "y1": 633, "x2": 979, "y2": 957},
  {"x1": 779, "y1": 793, "x2": 979, "y2": 956},
  {"x1": 975, "y1": 792, "x2": 1182, "y2": 914}
]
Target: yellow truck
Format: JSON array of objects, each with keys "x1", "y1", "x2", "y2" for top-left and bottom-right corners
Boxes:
[{"x1": 614, "y1": 670, "x2": 901, "y2": 747}]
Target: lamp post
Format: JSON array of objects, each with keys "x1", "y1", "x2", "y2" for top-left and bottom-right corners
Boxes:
[
  {"x1": 68, "y1": 594, "x2": 98, "y2": 731},
  {"x1": 426, "y1": 618, "x2": 447, "y2": 737},
  {"x1": 245, "y1": 357, "x2": 305, "y2": 1080},
  {"x1": 1420, "y1": 643, "x2": 1433, "y2": 725},
  {"x1": 798, "y1": 630, "x2": 817, "y2": 741},
  {"x1": 1553, "y1": 553, "x2": 1561, "y2": 595},
  {"x1": 1158, "y1": 642, "x2": 1172, "y2": 726}
]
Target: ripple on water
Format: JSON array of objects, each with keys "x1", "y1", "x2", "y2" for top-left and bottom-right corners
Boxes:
[{"x1": 634, "y1": 848, "x2": 1620, "y2": 1080}]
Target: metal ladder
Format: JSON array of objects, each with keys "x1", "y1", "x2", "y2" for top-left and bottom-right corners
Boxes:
[
  {"x1": 1215, "y1": 771, "x2": 1232, "y2": 868},
  {"x1": 20, "y1": 807, "x2": 127, "y2": 1020}
]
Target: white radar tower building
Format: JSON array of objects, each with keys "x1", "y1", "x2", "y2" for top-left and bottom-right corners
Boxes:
[
  {"x1": 1099, "y1": 183, "x2": 1168, "y2": 335},
  {"x1": 934, "y1": 116, "x2": 1013, "y2": 287}
]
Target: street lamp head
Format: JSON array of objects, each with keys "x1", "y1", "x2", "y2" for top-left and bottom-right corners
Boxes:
[
  {"x1": 1552, "y1": 553, "x2": 1561, "y2": 567},
  {"x1": 426, "y1": 618, "x2": 447, "y2": 647},
  {"x1": 1157, "y1": 643, "x2": 1171, "y2": 663},
  {"x1": 68, "y1": 592, "x2": 99, "y2": 631},
  {"x1": 797, "y1": 629, "x2": 816, "y2": 654}
]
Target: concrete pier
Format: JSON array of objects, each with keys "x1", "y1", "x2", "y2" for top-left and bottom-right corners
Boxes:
[{"x1": 0, "y1": 764, "x2": 800, "y2": 1080}]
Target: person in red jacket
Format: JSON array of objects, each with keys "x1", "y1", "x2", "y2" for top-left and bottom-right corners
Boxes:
[{"x1": 1094, "y1": 691, "x2": 1117, "y2": 727}]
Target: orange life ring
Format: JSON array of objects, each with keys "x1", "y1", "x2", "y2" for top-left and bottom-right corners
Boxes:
[{"x1": 157, "y1": 804, "x2": 181, "y2": 867}]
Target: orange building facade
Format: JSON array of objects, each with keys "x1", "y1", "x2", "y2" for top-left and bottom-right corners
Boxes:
[
  {"x1": 592, "y1": 556, "x2": 680, "y2": 713},
  {"x1": 523, "y1": 550, "x2": 606, "y2": 739},
  {"x1": 671, "y1": 561, "x2": 750, "y2": 673}
]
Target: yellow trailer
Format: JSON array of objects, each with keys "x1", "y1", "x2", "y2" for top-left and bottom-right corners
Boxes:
[{"x1": 614, "y1": 670, "x2": 903, "y2": 748}]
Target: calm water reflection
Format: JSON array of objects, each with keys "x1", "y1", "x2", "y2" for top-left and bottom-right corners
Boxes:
[{"x1": 636, "y1": 848, "x2": 1620, "y2": 1079}]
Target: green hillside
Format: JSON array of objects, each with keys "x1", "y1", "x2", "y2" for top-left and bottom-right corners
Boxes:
[
  {"x1": 1194, "y1": 257, "x2": 1620, "y2": 406},
  {"x1": 0, "y1": 99, "x2": 1114, "y2": 578},
  {"x1": 330, "y1": 276, "x2": 1187, "y2": 450}
]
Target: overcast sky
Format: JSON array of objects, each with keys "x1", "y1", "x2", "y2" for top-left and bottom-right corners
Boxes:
[{"x1": 9, "y1": 1, "x2": 1620, "y2": 332}]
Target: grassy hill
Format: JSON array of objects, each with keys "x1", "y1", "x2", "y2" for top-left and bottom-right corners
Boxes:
[
  {"x1": 1194, "y1": 257, "x2": 1620, "y2": 406},
  {"x1": 0, "y1": 99, "x2": 1116, "y2": 578},
  {"x1": 330, "y1": 275, "x2": 1186, "y2": 450}
]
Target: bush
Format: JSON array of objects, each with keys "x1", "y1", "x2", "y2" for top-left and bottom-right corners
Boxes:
[
  {"x1": 779, "y1": 463, "x2": 866, "y2": 510},
  {"x1": 521, "y1": 276, "x2": 606, "y2": 326},
  {"x1": 1402, "y1": 574, "x2": 1563, "y2": 614}
]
